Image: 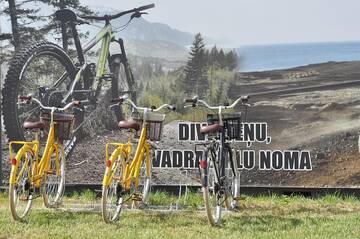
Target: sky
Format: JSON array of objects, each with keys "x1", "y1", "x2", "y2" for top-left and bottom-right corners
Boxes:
[{"x1": 79, "y1": 0, "x2": 360, "y2": 46}]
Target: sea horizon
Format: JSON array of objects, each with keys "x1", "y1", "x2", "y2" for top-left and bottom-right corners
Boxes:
[{"x1": 237, "y1": 41, "x2": 360, "y2": 72}]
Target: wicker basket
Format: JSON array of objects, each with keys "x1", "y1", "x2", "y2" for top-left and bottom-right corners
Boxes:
[
  {"x1": 132, "y1": 111, "x2": 165, "y2": 141},
  {"x1": 41, "y1": 112, "x2": 75, "y2": 141},
  {"x1": 207, "y1": 112, "x2": 241, "y2": 140}
]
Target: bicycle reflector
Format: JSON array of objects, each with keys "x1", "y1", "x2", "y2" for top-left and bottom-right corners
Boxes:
[
  {"x1": 106, "y1": 160, "x2": 111, "y2": 168},
  {"x1": 199, "y1": 160, "x2": 207, "y2": 169},
  {"x1": 11, "y1": 158, "x2": 17, "y2": 166}
]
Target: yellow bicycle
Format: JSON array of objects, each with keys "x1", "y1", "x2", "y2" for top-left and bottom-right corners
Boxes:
[
  {"x1": 101, "y1": 95, "x2": 175, "y2": 223},
  {"x1": 8, "y1": 95, "x2": 84, "y2": 221}
]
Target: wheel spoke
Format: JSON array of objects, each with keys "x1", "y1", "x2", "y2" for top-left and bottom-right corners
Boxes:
[
  {"x1": 10, "y1": 151, "x2": 33, "y2": 220},
  {"x1": 43, "y1": 148, "x2": 65, "y2": 208}
]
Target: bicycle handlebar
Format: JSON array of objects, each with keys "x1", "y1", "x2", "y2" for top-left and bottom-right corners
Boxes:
[
  {"x1": 183, "y1": 95, "x2": 198, "y2": 104},
  {"x1": 19, "y1": 95, "x2": 88, "y2": 112},
  {"x1": 137, "y1": 3, "x2": 155, "y2": 12},
  {"x1": 184, "y1": 95, "x2": 250, "y2": 110},
  {"x1": 80, "y1": 3, "x2": 155, "y2": 21},
  {"x1": 111, "y1": 94, "x2": 175, "y2": 112}
]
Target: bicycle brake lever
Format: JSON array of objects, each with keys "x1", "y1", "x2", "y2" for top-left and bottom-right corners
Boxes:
[
  {"x1": 109, "y1": 103, "x2": 119, "y2": 109},
  {"x1": 131, "y1": 11, "x2": 145, "y2": 19}
]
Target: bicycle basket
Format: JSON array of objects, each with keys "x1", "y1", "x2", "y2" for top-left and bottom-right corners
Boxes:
[
  {"x1": 41, "y1": 112, "x2": 75, "y2": 141},
  {"x1": 132, "y1": 111, "x2": 166, "y2": 141},
  {"x1": 207, "y1": 112, "x2": 241, "y2": 140}
]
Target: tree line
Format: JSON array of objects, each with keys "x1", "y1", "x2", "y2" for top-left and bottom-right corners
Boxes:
[
  {"x1": 135, "y1": 33, "x2": 239, "y2": 120},
  {"x1": 181, "y1": 33, "x2": 238, "y2": 98},
  {"x1": 0, "y1": 0, "x2": 92, "y2": 59},
  {"x1": 180, "y1": 33, "x2": 238, "y2": 97}
]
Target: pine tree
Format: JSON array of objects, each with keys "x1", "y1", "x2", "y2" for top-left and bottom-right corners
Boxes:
[
  {"x1": 182, "y1": 33, "x2": 208, "y2": 97},
  {"x1": 43, "y1": 0, "x2": 93, "y2": 52},
  {"x1": 1, "y1": 0, "x2": 49, "y2": 51},
  {"x1": 209, "y1": 45, "x2": 219, "y2": 67},
  {"x1": 0, "y1": 0, "x2": 92, "y2": 53},
  {"x1": 217, "y1": 49, "x2": 226, "y2": 69},
  {"x1": 226, "y1": 50, "x2": 238, "y2": 70}
]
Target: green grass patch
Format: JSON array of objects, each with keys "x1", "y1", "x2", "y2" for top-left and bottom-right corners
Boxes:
[{"x1": 0, "y1": 192, "x2": 359, "y2": 239}]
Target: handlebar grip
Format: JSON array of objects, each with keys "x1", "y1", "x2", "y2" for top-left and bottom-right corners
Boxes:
[
  {"x1": 110, "y1": 97, "x2": 122, "y2": 104},
  {"x1": 168, "y1": 105, "x2": 176, "y2": 111},
  {"x1": 137, "y1": 3, "x2": 155, "y2": 11},
  {"x1": 19, "y1": 95, "x2": 31, "y2": 101},
  {"x1": 183, "y1": 98, "x2": 197, "y2": 104},
  {"x1": 241, "y1": 95, "x2": 250, "y2": 103},
  {"x1": 73, "y1": 100, "x2": 81, "y2": 107},
  {"x1": 111, "y1": 95, "x2": 127, "y2": 104}
]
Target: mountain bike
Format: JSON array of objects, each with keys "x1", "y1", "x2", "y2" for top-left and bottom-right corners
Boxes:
[
  {"x1": 184, "y1": 95, "x2": 250, "y2": 226},
  {"x1": 8, "y1": 95, "x2": 86, "y2": 221},
  {"x1": 101, "y1": 94, "x2": 175, "y2": 223},
  {"x1": 2, "y1": 4, "x2": 155, "y2": 155}
]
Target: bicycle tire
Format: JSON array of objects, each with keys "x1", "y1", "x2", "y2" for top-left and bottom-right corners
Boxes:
[
  {"x1": 109, "y1": 54, "x2": 136, "y2": 122},
  {"x1": 102, "y1": 152, "x2": 127, "y2": 223},
  {"x1": 9, "y1": 146, "x2": 35, "y2": 221},
  {"x1": 2, "y1": 41, "x2": 79, "y2": 155},
  {"x1": 102, "y1": 146, "x2": 151, "y2": 223},
  {"x1": 200, "y1": 146, "x2": 228, "y2": 226},
  {"x1": 224, "y1": 148, "x2": 239, "y2": 211},
  {"x1": 42, "y1": 145, "x2": 66, "y2": 208}
]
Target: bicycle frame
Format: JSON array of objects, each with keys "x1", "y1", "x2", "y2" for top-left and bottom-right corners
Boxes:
[
  {"x1": 62, "y1": 24, "x2": 114, "y2": 103},
  {"x1": 9, "y1": 116, "x2": 63, "y2": 188},
  {"x1": 103, "y1": 126, "x2": 151, "y2": 190}
]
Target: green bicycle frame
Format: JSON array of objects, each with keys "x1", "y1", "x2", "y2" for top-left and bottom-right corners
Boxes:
[{"x1": 64, "y1": 24, "x2": 114, "y2": 99}]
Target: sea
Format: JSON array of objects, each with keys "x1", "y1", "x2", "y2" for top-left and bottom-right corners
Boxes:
[{"x1": 237, "y1": 41, "x2": 360, "y2": 72}]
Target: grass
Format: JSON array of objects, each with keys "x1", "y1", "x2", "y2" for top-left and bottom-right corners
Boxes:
[{"x1": 0, "y1": 191, "x2": 359, "y2": 239}]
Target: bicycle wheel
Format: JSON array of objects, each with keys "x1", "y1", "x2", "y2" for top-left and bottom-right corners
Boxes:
[
  {"x1": 224, "y1": 148, "x2": 240, "y2": 210},
  {"x1": 128, "y1": 145, "x2": 152, "y2": 209},
  {"x1": 200, "y1": 146, "x2": 227, "y2": 226},
  {"x1": 2, "y1": 41, "x2": 77, "y2": 151},
  {"x1": 109, "y1": 54, "x2": 136, "y2": 121},
  {"x1": 42, "y1": 145, "x2": 66, "y2": 208},
  {"x1": 102, "y1": 152, "x2": 127, "y2": 223},
  {"x1": 9, "y1": 147, "x2": 35, "y2": 221},
  {"x1": 138, "y1": 154, "x2": 152, "y2": 205},
  {"x1": 102, "y1": 147, "x2": 151, "y2": 223}
]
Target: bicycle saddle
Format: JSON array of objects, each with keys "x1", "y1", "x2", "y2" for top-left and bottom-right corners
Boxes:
[
  {"x1": 23, "y1": 121, "x2": 45, "y2": 130},
  {"x1": 54, "y1": 9, "x2": 78, "y2": 23},
  {"x1": 118, "y1": 119, "x2": 141, "y2": 131},
  {"x1": 200, "y1": 124, "x2": 220, "y2": 134}
]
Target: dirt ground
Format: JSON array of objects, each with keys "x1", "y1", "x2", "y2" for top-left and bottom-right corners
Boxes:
[
  {"x1": 2, "y1": 61, "x2": 360, "y2": 187},
  {"x1": 233, "y1": 61, "x2": 360, "y2": 187}
]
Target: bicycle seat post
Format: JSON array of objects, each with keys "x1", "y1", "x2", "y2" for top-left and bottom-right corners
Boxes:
[{"x1": 69, "y1": 21, "x2": 85, "y2": 65}]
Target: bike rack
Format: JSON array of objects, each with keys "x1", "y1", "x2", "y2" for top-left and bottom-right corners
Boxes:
[{"x1": 58, "y1": 168, "x2": 201, "y2": 213}]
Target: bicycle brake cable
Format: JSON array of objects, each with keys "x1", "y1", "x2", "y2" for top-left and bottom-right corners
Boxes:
[{"x1": 113, "y1": 17, "x2": 133, "y2": 33}]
